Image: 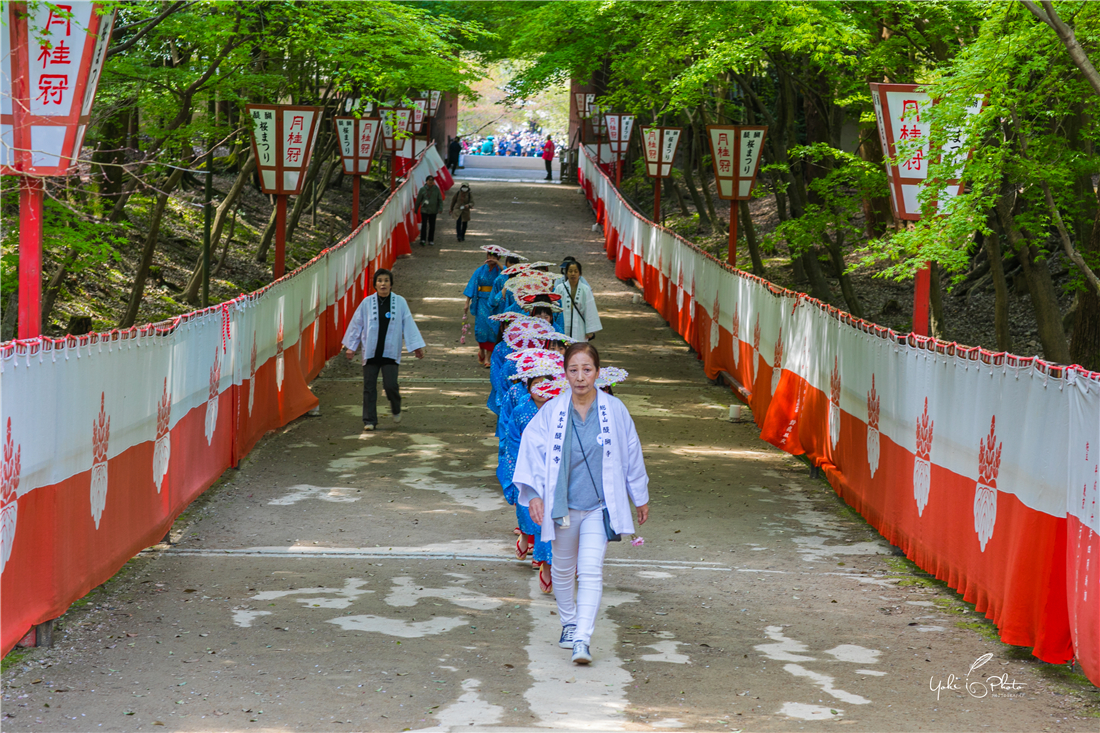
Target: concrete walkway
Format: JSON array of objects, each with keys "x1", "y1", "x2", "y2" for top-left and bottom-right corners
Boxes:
[{"x1": 2, "y1": 176, "x2": 1093, "y2": 732}]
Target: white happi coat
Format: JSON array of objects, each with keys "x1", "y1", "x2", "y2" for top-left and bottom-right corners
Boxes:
[
  {"x1": 553, "y1": 280, "x2": 602, "y2": 341},
  {"x1": 342, "y1": 293, "x2": 426, "y2": 364},
  {"x1": 514, "y1": 390, "x2": 649, "y2": 543}
]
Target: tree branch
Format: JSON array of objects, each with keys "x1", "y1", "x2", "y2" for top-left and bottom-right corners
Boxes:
[
  {"x1": 1020, "y1": 0, "x2": 1100, "y2": 97},
  {"x1": 107, "y1": 1, "x2": 194, "y2": 58}
]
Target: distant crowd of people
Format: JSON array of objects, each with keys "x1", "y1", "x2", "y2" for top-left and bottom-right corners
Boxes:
[{"x1": 457, "y1": 131, "x2": 565, "y2": 158}]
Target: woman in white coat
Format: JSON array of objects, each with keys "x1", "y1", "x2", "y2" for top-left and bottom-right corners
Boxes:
[
  {"x1": 514, "y1": 342, "x2": 649, "y2": 665},
  {"x1": 553, "y1": 261, "x2": 601, "y2": 341}
]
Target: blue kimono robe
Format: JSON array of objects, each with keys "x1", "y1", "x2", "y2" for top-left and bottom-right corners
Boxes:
[
  {"x1": 498, "y1": 384, "x2": 551, "y2": 564},
  {"x1": 489, "y1": 272, "x2": 511, "y2": 316},
  {"x1": 487, "y1": 340, "x2": 513, "y2": 415},
  {"x1": 464, "y1": 262, "x2": 501, "y2": 344}
]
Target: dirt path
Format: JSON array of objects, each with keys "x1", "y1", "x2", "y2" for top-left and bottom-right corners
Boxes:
[{"x1": 2, "y1": 176, "x2": 1094, "y2": 732}]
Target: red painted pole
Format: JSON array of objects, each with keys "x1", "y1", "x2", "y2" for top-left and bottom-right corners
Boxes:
[
  {"x1": 616, "y1": 157, "x2": 622, "y2": 188},
  {"x1": 728, "y1": 201, "x2": 738, "y2": 267},
  {"x1": 274, "y1": 194, "x2": 287, "y2": 280},
  {"x1": 352, "y1": 175, "x2": 360, "y2": 229},
  {"x1": 18, "y1": 177, "x2": 43, "y2": 339},
  {"x1": 653, "y1": 178, "x2": 661, "y2": 225},
  {"x1": 390, "y1": 154, "x2": 397, "y2": 192},
  {"x1": 913, "y1": 264, "x2": 931, "y2": 336}
]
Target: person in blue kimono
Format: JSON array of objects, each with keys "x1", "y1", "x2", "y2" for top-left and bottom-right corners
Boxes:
[
  {"x1": 499, "y1": 370, "x2": 560, "y2": 594},
  {"x1": 464, "y1": 246, "x2": 507, "y2": 366},
  {"x1": 490, "y1": 256, "x2": 524, "y2": 318}
]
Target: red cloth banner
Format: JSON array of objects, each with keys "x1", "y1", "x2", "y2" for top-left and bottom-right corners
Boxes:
[
  {"x1": 575, "y1": 147, "x2": 1100, "y2": 685},
  {"x1": 0, "y1": 147, "x2": 450, "y2": 656}
]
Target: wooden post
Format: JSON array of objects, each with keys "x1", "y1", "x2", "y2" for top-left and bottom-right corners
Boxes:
[
  {"x1": 728, "y1": 201, "x2": 738, "y2": 267},
  {"x1": 274, "y1": 194, "x2": 287, "y2": 280},
  {"x1": 653, "y1": 178, "x2": 661, "y2": 225},
  {"x1": 18, "y1": 177, "x2": 43, "y2": 339},
  {"x1": 913, "y1": 264, "x2": 931, "y2": 336},
  {"x1": 352, "y1": 175, "x2": 360, "y2": 229}
]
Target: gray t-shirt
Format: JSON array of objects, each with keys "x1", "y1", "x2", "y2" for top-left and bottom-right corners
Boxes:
[{"x1": 567, "y1": 404, "x2": 604, "y2": 511}]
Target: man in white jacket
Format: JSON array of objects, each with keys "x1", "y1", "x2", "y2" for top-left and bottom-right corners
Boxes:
[{"x1": 343, "y1": 269, "x2": 426, "y2": 431}]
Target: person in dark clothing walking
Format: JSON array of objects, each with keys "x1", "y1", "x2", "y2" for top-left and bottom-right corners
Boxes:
[
  {"x1": 415, "y1": 175, "x2": 444, "y2": 246},
  {"x1": 343, "y1": 269, "x2": 426, "y2": 431},
  {"x1": 450, "y1": 182, "x2": 474, "y2": 241},
  {"x1": 447, "y1": 137, "x2": 462, "y2": 175}
]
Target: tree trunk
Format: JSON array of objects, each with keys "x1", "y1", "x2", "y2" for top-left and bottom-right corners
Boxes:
[
  {"x1": 40, "y1": 246, "x2": 79, "y2": 332},
  {"x1": 928, "y1": 261, "x2": 946, "y2": 339},
  {"x1": 692, "y1": 114, "x2": 720, "y2": 228},
  {"x1": 678, "y1": 115, "x2": 712, "y2": 231},
  {"x1": 1070, "y1": 207, "x2": 1100, "y2": 369},
  {"x1": 1, "y1": 292, "x2": 18, "y2": 342},
  {"x1": 824, "y1": 231, "x2": 863, "y2": 318},
  {"x1": 984, "y1": 231, "x2": 1012, "y2": 352},
  {"x1": 212, "y1": 208, "x2": 238, "y2": 277},
  {"x1": 283, "y1": 137, "x2": 336, "y2": 246},
  {"x1": 255, "y1": 205, "x2": 279, "y2": 263},
  {"x1": 182, "y1": 151, "x2": 257, "y2": 303},
  {"x1": 666, "y1": 178, "x2": 690, "y2": 216},
  {"x1": 119, "y1": 166, "x2": 187, "y2": 328},
  {"x1": 739, "y1": 200, "x2": 765, "y2": 276},
  {"x1": 995, "y1": 194, "x2": 1071, "y2": 362}
]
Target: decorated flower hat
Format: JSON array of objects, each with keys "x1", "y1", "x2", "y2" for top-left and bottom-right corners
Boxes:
[
  {"x1": 489, "y1": 311, "x2": 527, "y2": 323},
  {"x1": 504, "y1": 272, "x2": 557, "y2": 294},
  {"x1": 509, "y1": 350, "x2": 565, "y2": 381},
  {"x1": 501, "y1": 262, "x2": 533, "y2": 276},
  {"x1": 480, "y1": 244, "x2": 511, "y2": 257},
  {"x1": 504, "y1": 322, "x2": 554, "y2": 350},
  {"x1": 596, "y1": 366, "x2": 629, "y2": 388},
  {"x1": 518, "y1": 293, "x2": 563, "y2": 313},
  {"x1": 531, "y1": 375, "x2": 569, "y2": 401}
]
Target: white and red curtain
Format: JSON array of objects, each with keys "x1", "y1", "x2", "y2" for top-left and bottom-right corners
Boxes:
[
  {"x1": 579, "y1": 149, "x2": 1100, "y2": 685},
  {"x1": 0, "y1": 148, "x2": 450, "y2": 655}
]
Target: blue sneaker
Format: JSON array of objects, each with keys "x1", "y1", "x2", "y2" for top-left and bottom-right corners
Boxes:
[
  {"x1": 558, "y1": 624, "x2": 576, "y2": 649},
  {"x1": 571, "y1": 640, "x2": 592, "y2": 665}
]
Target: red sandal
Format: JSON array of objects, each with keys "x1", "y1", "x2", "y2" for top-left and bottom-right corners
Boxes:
[
  {"x1": 538, "y1": 562, "x2": 552, "y2": 594},
  {"x1": 516, "y1": 534, "x2": 531, "y2": 560}
]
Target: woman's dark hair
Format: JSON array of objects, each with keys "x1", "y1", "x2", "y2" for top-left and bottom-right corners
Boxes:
[
  {"x1": 565, "y1": 261, "x2": 583, "y2": 276},
  {"x1": 530, "y1": 306, "x2": 553, "y2": 319},
  {"x1": 532, "y1": 293, "x2": 552, "y2": 304},
  {"x1": 374, "y1": 268, "x2": 393, "y2": 286},
  {"x1": 564, "y1": 342, "x2": 600, "y2": 371},
  {"x1": 505, "y1": 256, "x2": 521, "y2": 267}
]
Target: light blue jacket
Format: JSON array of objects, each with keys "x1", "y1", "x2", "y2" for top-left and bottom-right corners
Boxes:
[{"x1": 342, "y1": 293, "x2": 425, "y2": 364}]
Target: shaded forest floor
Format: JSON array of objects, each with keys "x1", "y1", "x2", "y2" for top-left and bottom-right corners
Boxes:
[
  {"x1": 1, "y1": 166, "x2": 394, "y2": 339},
  {"x1": 614, "y1": 174, "x2": 1075, "y2": 359},
  {"x1": 2, "y1": 162, "x2": 1075, "y2": 361}
]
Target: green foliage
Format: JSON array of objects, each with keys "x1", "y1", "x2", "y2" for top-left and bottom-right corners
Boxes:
[
  {"x1": 0, "y1": 189, "x2": 128, "y2": 299},
  {"x1": 771, "y1": 144, "x2": 888, "y2": 262}
]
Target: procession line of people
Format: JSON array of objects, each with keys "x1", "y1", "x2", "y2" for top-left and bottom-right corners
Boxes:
[{"x1": 468, "y1": 244, "x2": 650, "y2": 666}]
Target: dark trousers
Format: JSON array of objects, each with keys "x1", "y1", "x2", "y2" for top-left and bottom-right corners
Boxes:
[
  {"x1": 544, "y1": 158, "x2": 553, "y2": 179},
  {"x1": 448, "y1": 158, "x2": 459, "y2": 174},
  {"x1": 420, "y1": 213, "x2": 436, "y2": 243},
  {"x1": 363, "y1": 362, "x2": 400, "y2": 425},
  {"x1": 456, "y1": 218, "x2": 468, "y2": 240}
]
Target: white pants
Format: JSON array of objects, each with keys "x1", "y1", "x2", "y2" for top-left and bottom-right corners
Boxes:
[{"x1": 551, "y1": 508, "x2": 609, "y2": 644}]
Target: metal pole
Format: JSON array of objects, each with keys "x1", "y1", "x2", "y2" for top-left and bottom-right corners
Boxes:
[
  {"x1": 653, "y1": 177, "x2": 661, "y2": 225},
  {"x1": 728, "y1": 201, "x2": 738, "y2": 267},
  {"x1": 202, "y1": 141, "x2": 213, "y2": 308},
  {"x1": 274, "y1": 194, "x2": 287, "y2": 280},
  {"x1": 17, "y1": 177, "x2": 43, "y2": 339},
  {"x1": 352, "y1": 175, "x2": 360, "y2": 229},
  {"x1": 913, "y1": 264, "x2": 931, "y2": 336}
]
